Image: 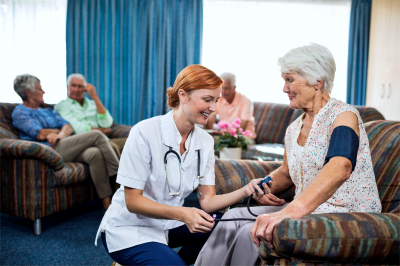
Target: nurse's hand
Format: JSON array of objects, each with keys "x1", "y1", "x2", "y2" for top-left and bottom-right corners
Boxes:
[
  {"x1": 245, "y1": 178, "x2": 271, "y2": 199},
  {"x1": 181, "y1": 207, "x2": 215, "y2": 233}
]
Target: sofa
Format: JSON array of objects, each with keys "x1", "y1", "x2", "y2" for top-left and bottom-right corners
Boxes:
[
  {"x1": 0, "y1": 102, "x2": 132, "y2": 235},
  {"x1": 242, "y1": 102, "x2": 385, "y2": 161},
  {"x1": 215, "y1": 120, "x2": 400, "y2": 265}
]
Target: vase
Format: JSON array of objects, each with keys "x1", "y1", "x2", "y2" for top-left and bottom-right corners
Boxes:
[{"x1": 219, "y1": 147, "x2": 242, "y2": 160}]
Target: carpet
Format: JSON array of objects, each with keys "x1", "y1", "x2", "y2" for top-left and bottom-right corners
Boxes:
[{"x1": 1, "y1": 192, "x2": 201, "y2": 266}]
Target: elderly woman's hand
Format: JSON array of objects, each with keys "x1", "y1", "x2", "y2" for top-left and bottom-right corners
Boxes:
[
  {"x1": 250, "y1": 210, "x2": 294, "y2": 249},
  {"x1": 255, "y1": 193, "x2": 286, "y2": 206}
]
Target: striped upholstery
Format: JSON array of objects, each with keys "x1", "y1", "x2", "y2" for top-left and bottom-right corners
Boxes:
[
  {"x1": 365, "y1": 121, "x2": 400, "y2": 212},
  {"x1": 256, "y1": 120, "x2": 400, "y2": 265},
  {"x1": 0, "y1": 138, "x2": 64, "y2": 171},
  {"x1": 356, "y1": 106, "x2": 385, "y2": 122},
  {"x1": 109, "y1": 123, "x2": 132, "y2": 138},
  {"x1": 0, "y1": 101, "x2": 132, "y2": 224},
  {"x1": 254, "y1": 102, "x2": 294, "y2": 145},
  {"x1": 214, "y1": 159, "x2": 295, "y2": 205},
  {"x1": 0, "y1": 158, "x2": 95, "y2": 221},
  {"x1": 0, "y1": 103, "x2": 19, "y2": 138},
  {"x1": 259, "y1": 213, "x2": 400, "y2": 265}
]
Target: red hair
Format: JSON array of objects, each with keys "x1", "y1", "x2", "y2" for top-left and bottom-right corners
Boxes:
[{"x1": 166, "y1": 65, "x2": 223, "y2": 109}]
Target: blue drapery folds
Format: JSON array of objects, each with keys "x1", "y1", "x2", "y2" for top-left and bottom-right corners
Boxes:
[
  {"x1": 66, "y1": 0, "x2": 203, "y2": 125},
  {"x1": 346, "y1": 0, "x2": 372, "y2": 106}
]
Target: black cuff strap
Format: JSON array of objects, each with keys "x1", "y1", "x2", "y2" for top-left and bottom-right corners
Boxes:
[{"x1": 324, "y1": 126, "x2": 359, "y2": 171}]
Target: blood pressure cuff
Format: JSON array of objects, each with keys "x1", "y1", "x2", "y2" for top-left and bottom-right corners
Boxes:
[{"x1": 324, "y1": 126, "x2": 359, "y2": 171}]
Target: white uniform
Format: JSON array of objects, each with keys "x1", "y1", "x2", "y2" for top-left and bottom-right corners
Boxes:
[{"x1": 94, "y1": 111, "x2": 216, "y2": 253}]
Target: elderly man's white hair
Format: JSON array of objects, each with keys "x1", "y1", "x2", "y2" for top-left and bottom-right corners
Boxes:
[
  {"x1": 67, "y1": 73, "x2": 87, "y2": 87},
  {"x1": 277, "y1": 43, "x2": 336, "y2": 94},
  {"x1": 220, "y1": 72, "x2": 236, "y2": 86}
]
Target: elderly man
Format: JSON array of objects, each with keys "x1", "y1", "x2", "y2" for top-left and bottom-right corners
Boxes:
[
  {"x1": 205, "y1": 72, "x2": 256, "y2": 144},
  {"x1": 55, "y1": 74, "x2": 126, "y2": 157}
]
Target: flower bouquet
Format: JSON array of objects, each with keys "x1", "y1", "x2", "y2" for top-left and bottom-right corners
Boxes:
[{"x1": 215, "y1": 118, "x2": 253, "y2": 152}]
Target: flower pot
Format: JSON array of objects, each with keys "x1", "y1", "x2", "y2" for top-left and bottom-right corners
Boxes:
[{"x1": 219, "y1": 147, "x2": 242, "y2": 160}]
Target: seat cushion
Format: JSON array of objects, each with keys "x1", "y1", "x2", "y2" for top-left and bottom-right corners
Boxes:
[
  {"x1": 261, "y1": 212, "x2": 400, "y2": 265},
  {"x1": 365, "y1": 121, "x2": 400, "y2": 212},
  {"x1": 242, "y1": 143, "x2": 284, "y2": 161}
]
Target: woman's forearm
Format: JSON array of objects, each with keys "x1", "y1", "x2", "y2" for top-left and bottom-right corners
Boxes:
[
  {"x1": 268, "y1": 167, "x2": 294, "y2": 194},
  {"x1": 37, "y1": 129, "x2": 60, "y2": 140},
  {"x1": 58, "y1": 124, "x2": 73, "y2": 137},
  {"x1": 125, "y1": 187, "x2": 187, "y2": 221},
  {"x1": 283, "y1": 157, "x2": 352, "y2": 218},
  {"x1": 199, "y1": 185, "x2": 248, "y2": 213}
]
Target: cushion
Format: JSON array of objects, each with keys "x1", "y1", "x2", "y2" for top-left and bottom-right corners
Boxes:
[
  {"x1": 365, "y1": 121, "x2": 400, "y2": 212},
  {"x1": 0, "y1": 103, "x2": 19, "y2": 138},
  {"x1": 355, "y1": 106, "x2": 385, "y2": 122},
  {"x1": 254, "y1": 102, "x2": 294, "y2": 145}
]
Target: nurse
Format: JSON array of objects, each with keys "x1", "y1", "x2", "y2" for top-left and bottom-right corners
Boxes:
[{"x1": 95, "y1": 65, "x2": 262, "y2": 266}]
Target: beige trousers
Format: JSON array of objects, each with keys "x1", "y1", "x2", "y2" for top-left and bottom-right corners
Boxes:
[
  {"x1": 53, "y1": 130, "x2": 119, "y2": 199},
  {"x1": 109, "y1": 137, "x2": 127, "y2": 158},
  {"x1": 195, "y1": 204, "x2": 287, "y2": 266}
]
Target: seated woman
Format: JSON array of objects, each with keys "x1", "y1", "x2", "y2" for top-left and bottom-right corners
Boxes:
[
  {"x1": 195, "y1": 43, "x2": 382, "y2": 266},
  {"x1": 11, "y1": 74, "x2": 120, "y2": 210}
]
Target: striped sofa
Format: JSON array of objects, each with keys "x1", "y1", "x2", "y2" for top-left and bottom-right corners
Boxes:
[
  {"x1": 0, "y1": 102, "x2": 131, "y2": 235},
  {"x1": 242, "y1": 102, "x2": 385, "y2": 161},
  {"x1": 215, "y1": 120, "x2": 400, "y2": 265}
]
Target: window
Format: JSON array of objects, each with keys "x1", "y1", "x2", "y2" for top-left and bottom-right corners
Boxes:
[
  {"x1": 0, "y1": 0, "x2": 67, "y2": 104},
  {"x1": 202, "y1": 0, "x2": 351, "y2": 104}
]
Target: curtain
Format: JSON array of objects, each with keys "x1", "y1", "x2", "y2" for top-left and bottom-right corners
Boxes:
[
  {"x1": 346, "y1": 0, "x2": 372, "y2": 106},
  {"x1": 66, "y1": 0, "x2": 203, "y2": 126},
  {"x1": 0, "y1": 0, "x2": 67, "y2": 104}
]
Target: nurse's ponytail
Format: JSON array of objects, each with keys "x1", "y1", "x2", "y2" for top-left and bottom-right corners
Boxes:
[{"x1": 167, "y1": 65, "x2": 223, "y2": 109}]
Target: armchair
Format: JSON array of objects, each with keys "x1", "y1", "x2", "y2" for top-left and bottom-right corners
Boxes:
[
  {"x1": 215, "y1": 120, "x2": 399, "y2": 265},
  {"x1": 0, "y1": 102, "x2": 132, "y2": 235}
]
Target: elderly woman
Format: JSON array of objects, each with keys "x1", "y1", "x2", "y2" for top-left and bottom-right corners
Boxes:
[
  {"x1": 11, "y1": 74, "x2": 119, "y2": 210},
  {"x1": 195, "y1": 43, "x2": 381, "y2": 266}
]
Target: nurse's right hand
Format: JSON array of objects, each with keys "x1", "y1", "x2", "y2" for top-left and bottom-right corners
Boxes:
[{"x1": 180, "y1": 207, "x2": 215, "y2": 233}]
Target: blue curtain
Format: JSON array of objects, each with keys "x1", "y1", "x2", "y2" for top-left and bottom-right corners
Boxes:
[
  {"x1": 66, "y1": 0, "x2": 203, "y2": 125},
  {"x1": 346, "y1": 0, "x2": 372, "y2": 106}
]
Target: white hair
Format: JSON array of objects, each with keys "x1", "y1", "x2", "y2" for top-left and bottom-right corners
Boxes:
[
  {"x1": 277, "y1": 43, "x2": 336, "y2": 94},
  {"x1": 67, "y1": 73, "x2": 87, "y2": 86},
  {"x1": 220, "y1": 72, "x2": 236, "y2": 86},
  {"x1": 14, "y1": 74, "x2": 40, "y2": 101}
]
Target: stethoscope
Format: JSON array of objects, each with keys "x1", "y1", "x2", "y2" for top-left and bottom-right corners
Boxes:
[
  {"x1": 164, "y1": 146, "x2": 273, "y2": 222},
  {"x1": 164, "y1": 147, "x2": 202, "y2": 198}
]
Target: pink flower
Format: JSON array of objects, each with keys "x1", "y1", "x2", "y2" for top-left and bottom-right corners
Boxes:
[
  {"x1": 234, "y1": 134, "x2": 238, "y2": 138},
  {"x1": 243, "y1": 130, "x2": 253, "y2": 137},
  {"x1": 228, "y1": 129, "x2": 236, "y2": 136},
  {"x1": 238, "y1": 128, "x2": 243, "y2": 134},
  {"x1": 218, "y1": 120, "x2": 231, "y2": 130},
  {"x1": 231, "y1": 118, "x2": 241, "y2": 129}
]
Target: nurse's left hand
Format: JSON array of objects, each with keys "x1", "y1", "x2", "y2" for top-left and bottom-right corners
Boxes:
[
  {"x1": 181, "y1": 207, "x2": 215, "y2": 234},
  {"x1": 250, "y1": 210, "x2": 293, "y2": 249}
]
